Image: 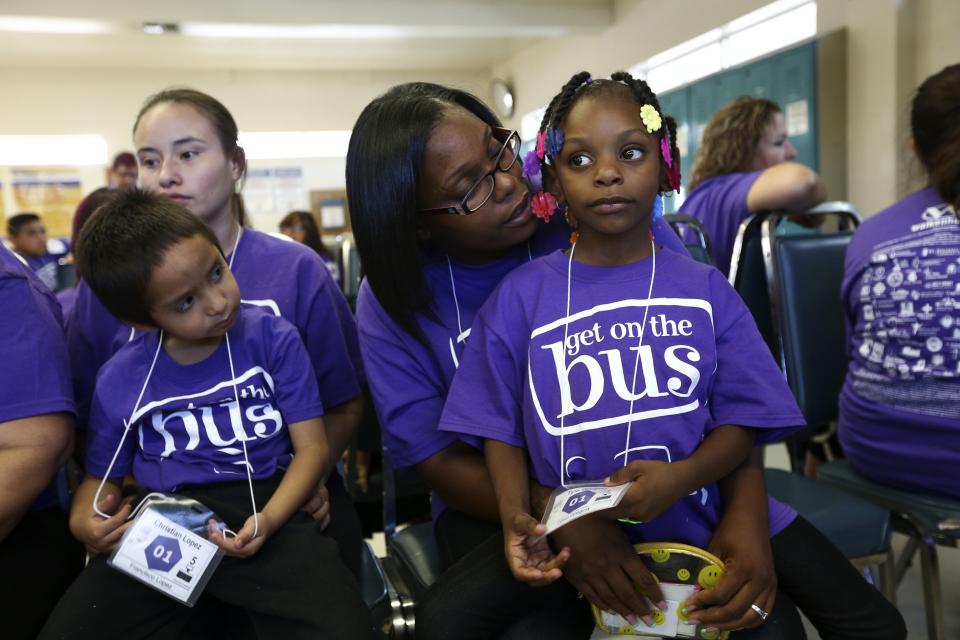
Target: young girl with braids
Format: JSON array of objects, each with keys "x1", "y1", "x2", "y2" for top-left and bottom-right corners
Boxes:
[{"x1": 439, "y1": 71, "x2": 904, "y2": 640}]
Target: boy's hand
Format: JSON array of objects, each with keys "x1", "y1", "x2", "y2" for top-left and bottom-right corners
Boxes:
[
  {"x1": 503, "y1": 511, "x2": 570, "y2": 586},
  {"x1": 605, "y1": 460, "x2": 690, "y2": 523},
  {"x1": 71, "y1": 492, "x2": 133, "y2": 555},
  {"x1": 208, "y1": 513, "x2": 271, "y2": 558},
  {"x1": 301, "y1": 482, "x2": 331, "y2": 530}
]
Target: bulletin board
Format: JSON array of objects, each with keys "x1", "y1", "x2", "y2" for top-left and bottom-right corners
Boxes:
[
  {"x1": 310, "y1": 190, "x2": 351, "y2": 234},
  {"x1": 10, "y1": 168, "x2": 83, "y2": 237}
]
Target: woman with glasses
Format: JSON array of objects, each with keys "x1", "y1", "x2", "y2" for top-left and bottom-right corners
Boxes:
[{"x1": 347, "y1": 83, "x2": 784, "y2": 638}]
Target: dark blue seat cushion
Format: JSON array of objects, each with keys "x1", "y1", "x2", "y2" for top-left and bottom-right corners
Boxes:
[
  {"x1": 765, "y1": 468, "x2": 891, "y2": 557},
  {"x1": 388, "y1": 521, "x2": 442, "y2": 596},
  {"x1": 818, "y1": 461, "x2": 960, "y2": 539}
]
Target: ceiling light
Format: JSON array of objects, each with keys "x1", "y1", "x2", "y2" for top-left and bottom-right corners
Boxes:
[
  {"x1": 0, "y1": 15, "x2": 113, "y2": 35},
  {"x1": 0, "y1": 135, "x2": 108, "y2": 166}
]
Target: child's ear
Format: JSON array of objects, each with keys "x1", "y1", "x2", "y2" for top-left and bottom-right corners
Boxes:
[{"x1": 543, "y1": 165, "x2": 565, "y2": 205}]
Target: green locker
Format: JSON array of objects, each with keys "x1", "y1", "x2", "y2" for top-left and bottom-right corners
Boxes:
[{"x1": 658, "y1": 39, "x2": 819, "y2": 195}]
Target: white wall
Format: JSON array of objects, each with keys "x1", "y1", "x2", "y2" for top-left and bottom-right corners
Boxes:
[{"x1": 0, "y1": 66, "x2": 487, "y2": 232}]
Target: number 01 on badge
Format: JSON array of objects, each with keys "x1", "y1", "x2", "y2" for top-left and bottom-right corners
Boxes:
[
  {"x1": 541, "y1": 481, "x2": 631, "y2": 534},
  {"x1": 109, "y1": 507, "x2": 223, "y2": 606}
]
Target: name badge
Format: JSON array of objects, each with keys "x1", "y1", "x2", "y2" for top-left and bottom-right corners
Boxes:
[
  {"x1": 109, "y1": 507, "x2": 222, "y2": 607},
  {"x1": 541, "y1": 481, "x2": 631, "y2": 534}
]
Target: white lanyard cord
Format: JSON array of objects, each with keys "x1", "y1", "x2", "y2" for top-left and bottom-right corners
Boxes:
[
  {"x1": 92, "y1": 332, "x2": 165, "y2": 519},
  {"x1": 558, "y1": 236, "x2": 656, "y2": 485},
  {"x1": 227, "y1": 223, "x2": 242, "y2": 270},
  {"x1": 446, "y1": 256, "x2": 465, "y2": 340},
  {"x1": 223, "y1": 331, "x2": 260, "y2": 539},
  {"x1": 623, "y1": 237, "x2": 656, "y2": 466},
  {"x1": 559, "y1": 242, "x2": 577, "y2": 487},
  {"x1": 447, "y1": 241, "x2": 534, "y2": 345}
]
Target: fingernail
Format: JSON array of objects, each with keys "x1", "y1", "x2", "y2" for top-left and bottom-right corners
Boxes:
[
  {"x1": 626, "y1": 614, "x2": 639, "y2": 625},
  {"x1": 642, "y1": 615, "x2": 655, "y2": 627},
  {"x1": 700, "y1": 627, "x2": 718, "y2": 638},
  {"x1": 657, "y1": 600, "x2": 668, "y2": 611},
  {"x1": 687, "y1": 617, "x2": 701, "y2": 625}
]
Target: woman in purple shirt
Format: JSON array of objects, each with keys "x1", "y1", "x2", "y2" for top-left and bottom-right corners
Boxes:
[
  {"x1": 839, "y1": 64, "x2": 960, "y2": 499},
  {"x1": 347, "y1": 82, "x2": 785, "y2": 636},
  {"x1": 679, "y1": 97, "x2": 826, "y2": 276}
]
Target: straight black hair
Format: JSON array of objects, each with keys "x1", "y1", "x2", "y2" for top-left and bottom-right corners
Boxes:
[
  {"x1": 6, "y1": 212, "x2": 41, "y2": 236},
  {"x1": 77, "y1": 188, "x2": 223, "y2": 326},
  {"x1": 346, "y1": 82, "x2": 500, "y2": 338}
]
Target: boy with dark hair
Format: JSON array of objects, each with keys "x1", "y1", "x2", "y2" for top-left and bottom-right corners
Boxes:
[
  {"x1": 41, "y1": 189, "x2": 381, "y2": 639},
  {"x1": 109, "y1": 151, "x2": 138, "y2": 190},
  {"x1": 7, "y1": 212, "x2": 58, "y2": 290}
]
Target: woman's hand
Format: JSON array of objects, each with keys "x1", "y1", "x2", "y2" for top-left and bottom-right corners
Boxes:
[
  {"x1": 605, "y1": 460, "x2": 691, "y2": 523},
  {"x1": 682, "y1": 512, "x2": 777, "y2": 630},
  {"x1": 208, "y1": 512, "x2": 272, "y2": 558},
  {"x1": 551, "y1": 514, "x2": 665, "y2": 626},
  {"x1": 503, "y1": 510, "x2": 570, "y2": 586}
]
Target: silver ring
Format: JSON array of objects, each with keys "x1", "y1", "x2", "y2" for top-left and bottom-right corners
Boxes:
[{"x1": 751, "y1": 604, "x2": 769, "y2": 621}]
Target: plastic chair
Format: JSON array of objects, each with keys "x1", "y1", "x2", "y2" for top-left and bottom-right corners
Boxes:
[
  {"x1": 663, "y1": 213, "x2": 714, "y2": 266},
  {"x1": 380, "y1": 445, "x2": 443, "y2": 638},
  {"x1": 817, "y1": 462, "x2": 960, "y2": 640},
  {"x1": 758, "y1": 205, "x2": 897, "y2": 598}
]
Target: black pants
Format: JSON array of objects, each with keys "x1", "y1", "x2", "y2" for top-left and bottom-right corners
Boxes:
[
  {"x1": 418, "y1": 515, "x2": 905, "y2": 640},
  {"x1": 39, "y1": 477, "x2": 383, "y2": 640},
  {"x1": 0, "y1": 507, "x2": 86, "y2": 640},
  {"x1": 325, "y1": 472, "x2": 364, "y2": 578}
]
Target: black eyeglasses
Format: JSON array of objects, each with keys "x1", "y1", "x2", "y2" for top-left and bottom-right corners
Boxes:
[{"x1": 419, "y1": 127, "x2": 521, "y2": 216}]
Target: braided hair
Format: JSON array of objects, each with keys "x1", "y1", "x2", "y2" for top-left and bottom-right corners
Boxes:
[{"x1": 525, "y1": 70, "x2": 682, "y2": 219}]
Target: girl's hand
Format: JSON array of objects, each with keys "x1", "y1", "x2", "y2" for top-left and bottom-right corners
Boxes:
[
  {"x1": 301, "y1": 482, "x2": 331, "y2": 530},
  {"x1": 208, "y1": 513, "x2": 271, "y2": 558},
  {"x1": 605, "y1": 460, "x2": 690, "y2": 523},
  {"x1": 71, "y1": 492, "x2": 133, "y2": 555},
  {"x1": 682, "y1": 513, "x2": 777, "y2": 631},
  {"x1": 551, "y1": 514, "x2": 665, "y2": 626},
  {"x1": 503, "y1": 511, "x2": 570, "y2": 586}
]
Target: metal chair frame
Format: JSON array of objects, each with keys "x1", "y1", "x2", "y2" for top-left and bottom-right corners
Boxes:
[{"x1": 662, "y1": 212, "x2": 715, "y2": 264}]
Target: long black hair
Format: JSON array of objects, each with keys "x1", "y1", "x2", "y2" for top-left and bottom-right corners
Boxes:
[
  {"x1": 346, "y1": 82, "x2": 500, "y2": 338},
  {"x1": 911, "y1": 64, "x2": 960, "y2": 210}
]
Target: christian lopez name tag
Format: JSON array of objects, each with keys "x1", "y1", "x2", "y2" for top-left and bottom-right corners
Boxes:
[
  {"x1": 109, "y1": 508, "x2": 222, "y2": 607},
  {"x1": 541, "y1": 482, "x2": 631, "y2": 535}
]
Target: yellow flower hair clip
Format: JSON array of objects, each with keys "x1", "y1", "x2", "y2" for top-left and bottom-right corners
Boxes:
[{"x1": 640, "y1": 104, "x2": 662, "y2": 133}]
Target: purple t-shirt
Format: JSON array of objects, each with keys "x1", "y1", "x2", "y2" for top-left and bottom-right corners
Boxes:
[
  {"x1": 68, "y1": 228, "x2": 361, "y2": 431},
  {"x1": 839, "y1": 186, "x2": 960, "y2": 499},
  {"x1": 440, "y1": 249, "x2": 802, "y2": 548},
  {"x1": 679, "y1": 172, "x2": 761, "y2": 277},
  {"x1": 22, "y1": 253, "x2": 59, "y2": 291},
  {"x1": 86, "y1": 306, "x2": 323, "y2": 492},
  {"x1": 0, "y1": 245, "x2": 75, "y2": 510},
  {"x1": 358, "y1": 217, "x2": 688, "y2": 520}
]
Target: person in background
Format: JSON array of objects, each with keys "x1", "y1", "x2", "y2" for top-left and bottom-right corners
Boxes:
[
  {"x1": 839, "y1": 63, "x2": 960, "y2": 500},
  {"x1": 679, "y1": 96, "x2": 826, "y2": 277},
  {"x1": 7, "y1": 212, "x2": 59, "y2": 291},
  {"x1": 279, "y1": 210, "x2": 341, "y2": 285},
  {"x1": 57, "y1": 187, "x2": 113, "y2": 320},
  {"x1": 108, "y1": 152, "x2": 138, "y2": 190},
  {"x1": 0, "y1": 242, "x2": 83, "y2": 639}
]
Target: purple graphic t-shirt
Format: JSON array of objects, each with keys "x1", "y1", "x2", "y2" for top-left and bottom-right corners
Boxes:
[
  {"x1": 679, "y1": 172, "x2": 760, "y2": 276},
  {"x1": 0, "y1": 245, "x2": 75, "y2": 510},
  {"x1": 85, "y1": 306, "x2": 323, "y2": 492},
  {"x1": 440, "y1": 249, "x2": 802, "y2": 547},
  {"x1": 839, "y1": 187, "x2": 960, "y2": 498},
  {"x1": 22, "y1": 253, "x2": 59, "y2": 291},
  {"x1": 68, "y1": 228, "x2": 361, "y2": 430},
  {"x1": 358, "y1": 216, "x2": 688, "y2": 521}
]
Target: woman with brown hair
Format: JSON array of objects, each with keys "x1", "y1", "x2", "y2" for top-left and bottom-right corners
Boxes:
[{"x1": 679, "y1": 96, "x2": 826, "y2": 276}]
